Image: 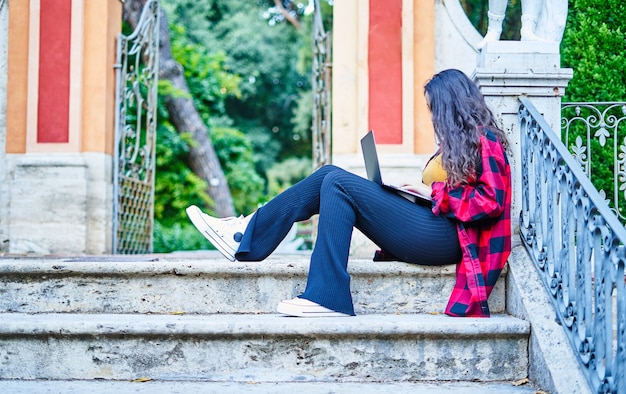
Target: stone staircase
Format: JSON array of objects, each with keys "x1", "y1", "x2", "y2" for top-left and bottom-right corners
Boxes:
[{"x1": 0, "y1": 253, "x2": 541, "y2": 393}]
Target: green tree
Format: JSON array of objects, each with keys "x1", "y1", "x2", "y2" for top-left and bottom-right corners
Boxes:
[
  {"x1": 162, "y1": 0, "x2": 315, "y2": 172},
  {"x1": 152, "y1": 20, "x2": 266, "y2": 252}
]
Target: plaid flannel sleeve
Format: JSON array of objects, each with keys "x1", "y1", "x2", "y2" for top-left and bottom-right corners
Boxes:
[{"x1": 430, "y1": 132, "x2": 509, "y2": 223}]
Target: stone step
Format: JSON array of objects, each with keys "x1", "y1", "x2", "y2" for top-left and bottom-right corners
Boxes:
[
  {"x1": 0, "y1": 380, "x2": 541, "y2": 393},
  {"x1": 0, "y1": 255, "x2": 505, "y2": 315},
  {"x1": 0, "y1": 312, "x2": 529, "y2": 383}
]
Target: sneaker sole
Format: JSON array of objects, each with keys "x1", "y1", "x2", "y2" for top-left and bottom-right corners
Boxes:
[
  {"x1": 186, "y1": 206, "x2": 237, "y2": 261},
  {"x1": 276, "y1": 302, "x2": 351, "y2": 317}
]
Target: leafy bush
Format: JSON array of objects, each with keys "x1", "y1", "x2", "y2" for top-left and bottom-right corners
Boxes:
[
  {"x1": 561, "y1": 0, "x2": 626, "y2": 214},
  {"x1": 153, "y1": 117, "x2": 212, "y2": 226},
  {"x1": 561, "y1": 0, "x2": 626, "y2": 102},
  {"x1": 152, "y1": 109, "x2": 216, "y2": 253},
  {"x1": 153, "y1": 220, "x2": 209, "y2": 253},
  {"x1": 266, "y1": 157, "x2": 313, "y2": 196},
  {"x1": 211, "y1": 126, "x2": 267, "y2": 214}
]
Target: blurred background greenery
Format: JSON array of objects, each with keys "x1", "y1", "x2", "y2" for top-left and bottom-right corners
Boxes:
[{"x1": 152, "y1": 0, "x2": 332, "y2": 252}]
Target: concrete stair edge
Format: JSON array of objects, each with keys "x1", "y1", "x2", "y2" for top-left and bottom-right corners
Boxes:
[
  {"x1": 0, "y1": 256, "x2": 463, "y2": 276},
  {"x1": 0, "y1": 379, "x2": 541, "y2": 394},
  {"x1": 0, "y1": 312, "x2": 529, "y2": 383},
  {"x1": 0, "y1": 312, "x2": 529, "y2": 338},
  {"x1": 0, "y1": 256, "x2": 507, "y2": 315}
]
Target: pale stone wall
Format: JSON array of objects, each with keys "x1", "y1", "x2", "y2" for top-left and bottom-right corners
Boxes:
[
  {"x1": 3, "y1": 152, "x2": 113, "y2": 255},
  {"x1": 7, "y1": 155, "x2": 89, "y2": 254},
  {"x1": 0, "y1": 1, "x2": 9, "y2": 253},
  {"x1": 434, "y1": 0, "x2": 482, "y2": 76},
  {"x1": 83, "y1": 152, "x2": 113, "y2": 254}
]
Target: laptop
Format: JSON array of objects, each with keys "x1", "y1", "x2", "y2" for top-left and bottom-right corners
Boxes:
[{"x1": 360, "y1": 130, "x2": 432, "y2": 205}]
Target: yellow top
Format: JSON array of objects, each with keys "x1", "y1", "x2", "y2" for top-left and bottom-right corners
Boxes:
[{"x1": 422, "y1": 154, "x2": 447, "y2": 186}]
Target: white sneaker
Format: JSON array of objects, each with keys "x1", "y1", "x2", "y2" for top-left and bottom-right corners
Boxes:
[
  {"x1": 186, "y1": 205, "x2": 251, "y2": 261},
  {"x1": 276, "y1": 297, "x2": 351, "y2": 317}
]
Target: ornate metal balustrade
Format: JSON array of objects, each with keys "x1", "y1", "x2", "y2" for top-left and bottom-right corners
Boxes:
[
  {"x1": 562, "y1": 102, "x2": 626, "y2": 224},
  {"x1": 311, "y1": 0, "x2": 332, "y2": 170},
  {"x1": 519, "y1": 96, "x2": 626, "y2": 393},
  {"x1": 113, "y1": 0, "x2": 160, "y2": 254}
]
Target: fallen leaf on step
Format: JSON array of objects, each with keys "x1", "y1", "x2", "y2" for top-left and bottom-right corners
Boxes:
[
  {"x1": 512, "y1": 378, "x2": 529, "y2": 386},
  {"x1": 133, "y1": 377, "x2": 152, "y2": 382},
  {"x1": 170, "y1": 311, "x2": 185, "y2": 315}
]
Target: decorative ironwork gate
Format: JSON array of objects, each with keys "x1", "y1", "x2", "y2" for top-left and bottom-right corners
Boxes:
[
  {"x1": 113, "y1": 0, "x2": 160, "y2": 254},
  {"x1": 312, "y1": 0, "x2": 332, "y2": 170}
]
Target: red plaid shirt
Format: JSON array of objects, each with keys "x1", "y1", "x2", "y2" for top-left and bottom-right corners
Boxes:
[{"x1": 431, "y1": 130, "x2": 511, "y2": 317}]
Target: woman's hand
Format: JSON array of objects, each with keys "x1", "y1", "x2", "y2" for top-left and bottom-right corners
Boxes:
[{"x1": 400, "y1": 182, "x2": 432, "y2": 198}]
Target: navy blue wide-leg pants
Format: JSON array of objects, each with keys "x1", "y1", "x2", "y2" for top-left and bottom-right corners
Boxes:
[{"x1": 236, "y1": 165, "x2": 461, "y2": 315}]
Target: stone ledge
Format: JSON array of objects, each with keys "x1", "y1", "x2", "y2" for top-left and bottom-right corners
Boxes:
[
  {"x1": 0, "y1": 312, "x2": 529, "y2": 382},
  {"x1": 0, "y1": 255, "x2": 507, "y2": 315},
  {"x1": 0, "y1": 380, "x2": 540, "y2": 393},
  {"x1": 0, "y1": 253, "x2": 510, "y2": 278},
  {"x1": 0, "y1": 312, "x2": 529, "y2": 338},
  {"x1": 0, "y1": 255, "x2": 459, "y2": 276}
]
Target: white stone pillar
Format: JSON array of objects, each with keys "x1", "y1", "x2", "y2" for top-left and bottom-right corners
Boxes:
[{"x1": 473, "y1": 41, "x2": 573, "y2": 238}]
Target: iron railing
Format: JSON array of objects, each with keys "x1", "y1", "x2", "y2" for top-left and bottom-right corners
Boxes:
[
  {"x1": 311, "y1": 0, "x2": 332, "y2": 170},
  {"x1": 113, "y1": 0, "x2": 160, "y2": 254},
  {"x1": 519, "y1": 96, "x2": 626, "y2": 393},
  {"x1": 562, "y1": 102, "x2": 626, "y2": 224}
]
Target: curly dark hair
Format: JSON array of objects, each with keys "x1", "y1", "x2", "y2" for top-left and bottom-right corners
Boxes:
[{"x1": 424, "y1": 69, "x2": 509, "y2": 187}]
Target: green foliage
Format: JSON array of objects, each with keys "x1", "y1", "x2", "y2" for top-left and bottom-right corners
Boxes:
[
  {"x1": 153, "y1": 26, "x2": 236, "y2": 227},
  {"x1": 560, "y1": 1, "x2": 626, "y2": 217},
  {"x1": 169, "y1": 24, "x2": 242, "y2": 121},
  {"x1": 162, "y1": 0, "x2": 322, "y2": 168},
  {"x1": 153, "y1": 19, "x2": 265, "y2": 252},
  {"x1": 561, "y1": 0, "x2": 626, "y2": 102},
  {"x1": 153, "y1": 118, "x2": 212, "y2": 226},
  {"x1": 152, "y1": 114, "x2": 217, "y2": 253},
  {"x1": 153, "y1": 220, "x2": 209, "y2": 253},
  {"x1": 154, "y1": 1, "x2": 334, "y2": 251},
  {"x1": 266, "y1": 156, "x2": 313, "y2": 196},
  {"x1": 211, "y1": 127, "x2": 267, "y2": 213},
  {"x1": 291, "y1": 90, "x2": 314, "y2": 141}
]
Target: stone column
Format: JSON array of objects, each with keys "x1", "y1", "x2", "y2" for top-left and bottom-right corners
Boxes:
[
  {"x1": 473, "y1": 41, "x2": 573, "y2": 238},
  {"x1": 4, "y1": 0, "x2": 122, "y2": 255}
]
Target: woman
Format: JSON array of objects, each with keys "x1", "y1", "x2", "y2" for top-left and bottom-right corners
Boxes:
[{"x1": 187, "y1": 69, "x2": 511, "y2": 318}]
